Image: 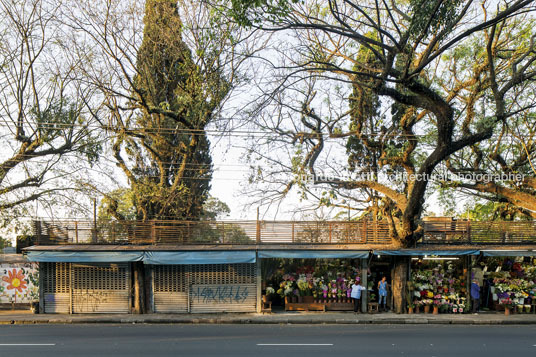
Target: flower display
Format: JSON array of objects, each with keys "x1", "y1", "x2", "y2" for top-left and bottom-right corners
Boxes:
[
  {"x1": 272, "y1": 259, "x2": 361, "y2": 301},
  {"x1": 410, "y1": 260, "x2": 466, "y2": 313},
  {"x1": 490, "y1": 260, "x2": 536, "y2": 307}
]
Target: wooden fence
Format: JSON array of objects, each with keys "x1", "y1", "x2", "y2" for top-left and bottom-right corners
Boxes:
[
  {"x1": 422, "y1": 220, "x2": 536, "y2": 244},
  {"x1": 32, "y1": 219, "x2": 392, "y2": 245}
]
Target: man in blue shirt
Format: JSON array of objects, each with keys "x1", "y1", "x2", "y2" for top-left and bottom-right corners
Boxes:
[{"x1": 471, "y1": 279, "x2": 480, "y2": 313}]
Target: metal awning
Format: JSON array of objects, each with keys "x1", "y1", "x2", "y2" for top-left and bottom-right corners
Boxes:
[
  {"x1": 143, "y1": 251, "x2": 256, "y2": 265},
  {"x1": 482, "y1": 250, "x2": 536, "y2": 257},
  {"x1": 257, "y1": 250, "x2": 369, "y2": 259},
  {"x1": 374, "y1": 250, "x2": 479, "y2": 256},
  {"x1": 26, "y1": 251, "x2": 145, "y2": 263}
]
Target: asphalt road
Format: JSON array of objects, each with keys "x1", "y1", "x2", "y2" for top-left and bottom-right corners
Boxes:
[{"x1": 0, "y1": 324, "x2": 534, "y2": 356}]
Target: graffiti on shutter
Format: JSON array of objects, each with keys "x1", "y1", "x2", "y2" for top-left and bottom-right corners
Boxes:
[
  {"x1": 189, "y1": 263, "x2": 257, "y2": 313},
  {"x1": 72, "y1": 263, "x2": 130, "y2": 313}
]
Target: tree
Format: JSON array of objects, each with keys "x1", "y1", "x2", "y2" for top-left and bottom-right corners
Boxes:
[
  {"x1": 0, "y1": 0, "x2": 100, "y2": 215},
  {"x1": 62, "y1": 0, "x2": 256, "y2": 221},
  {"x1": 224, "y1": 0, "x2": 536, "y2": 246}
]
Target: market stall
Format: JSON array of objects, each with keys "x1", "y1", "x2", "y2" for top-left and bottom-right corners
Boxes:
[
  {"x1": 481, "y1": 251, "x2": 536, "y2": 314},
  {"x1": 409, "y1": 258, "x2": 468, "y2": 314},
  {"x1": 262, "y1": 257, "x2": 367, "y2": 312}
]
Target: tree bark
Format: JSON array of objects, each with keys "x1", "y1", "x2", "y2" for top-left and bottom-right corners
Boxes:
[
  {"x1": 392, "y1": 257, "x2": 409, "y2": 314},
  {"x1": 133, "y1": 262, "x2": 145, "y2": 314}
]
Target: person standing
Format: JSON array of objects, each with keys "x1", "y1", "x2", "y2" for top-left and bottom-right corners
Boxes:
[
  {"x1": 378, "y1": 276, "x2": 388, "y2": 312},
  {"x1": 471, "y1": 279, "x2": 480, "y2": 313},
  {"x1": 351, "y1": 278, "x2": 366, "y2": 313}
]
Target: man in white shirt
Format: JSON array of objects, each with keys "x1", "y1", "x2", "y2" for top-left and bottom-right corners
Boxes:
[{"x1": 351, "y1": 278, "x2": 367, "y2": 313}]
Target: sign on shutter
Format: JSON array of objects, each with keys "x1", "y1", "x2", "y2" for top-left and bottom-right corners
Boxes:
[
  {"x1": 190, "y1": 283, "x2": 256, "y2": 312},
  {"x1": 189, "y1": 263, "x2": 257, "y2": 313},
  {"x1": 151, "y1": 263, "x2": 258, "y2": 313}
]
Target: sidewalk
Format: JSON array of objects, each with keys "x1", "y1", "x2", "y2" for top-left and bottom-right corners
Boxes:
[{"x1": 1, "y1": 310, "x2": 536, "y2": 325}]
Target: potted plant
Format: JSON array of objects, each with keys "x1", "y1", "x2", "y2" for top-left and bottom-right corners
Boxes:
[
  {"x1": 407, "y1": 302, "x2": 415, "y2": 314},
  {"x1": 499, "y1": 298, "x2": 514, "y2": 316},
  {"x1": 433, "y1": 300, "x2": 440, "y2": 315}
]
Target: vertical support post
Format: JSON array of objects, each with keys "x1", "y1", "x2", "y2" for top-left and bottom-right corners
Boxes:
[
  {"x1": 38, "y1": 262, "x2": 44, "y2": 314},
  {"x1": 361, "y1": 258, "x2": 368, "y2": 313},
  {"x1": 291, "y1": 222, "x2": 295, "y2": 243},
  {"x1": 92, "y1": 198, "x2": 98, "y2": 243},
  {"x1": 75, "y1": 221, "x2": 78, "y2": 244},
  {"x1": 256, "y1": 208, "x2": 261, "y2": 244},
  {"x1": 256, "y1": 255, "x2": 262, "y2": 313},
  {"x1": 363, "y1": 219, "x2": 368, "y2": 243},
  {"x1": 466, "y1": 255, "x2": 472, "y2": 312},
  {"x1": 145, "y1": 265, "x2": 153, "y2": 314},
  {"x1": 69, "y1": 263, "x2": 73, "y2": 315},
  {"x1": 221, "y1": 222, "x2": 225, "y2": 244},
  {"x1": 150, "y1": 221, "x2": 156, "y2": 244},
  {"x1": 187, "y1": 265, "x2": 191, "y2": 313},
  {"x1": 35, "y1": 221, "x2": 42, "y2": 245},
  {"x1": 467, "y1": 220, "x2": 471, "y2": 243},
  {"x1": 329, "y1": 222, "x2": 332, "y2": 243}
]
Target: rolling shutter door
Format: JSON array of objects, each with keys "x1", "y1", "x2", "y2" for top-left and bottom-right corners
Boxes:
[
  {"x1": 72, "y1": 263, "x2": 130, "y2": 313},
  {"x1": 189, "y1": 263, "x2": 257, "y2": 313},
  {"x1": 153, "y1": 265, "x2": 188, "y2": 313},
  {"x1": 42, "y1": 262, "x2": 70, "y2": 314}
]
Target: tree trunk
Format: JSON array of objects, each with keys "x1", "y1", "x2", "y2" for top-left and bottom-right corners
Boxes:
[
  {"x1": 133, "y1": 262, "x2": 145, "y2": 314},
  {"x1": 392, "y1": 257, "x2": 409, "y2": 314}
]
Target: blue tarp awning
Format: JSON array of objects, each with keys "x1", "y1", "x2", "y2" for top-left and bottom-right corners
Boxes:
[
  {"x1": 26, "y1": 251, "x2": 145, "y2": 263},
  {"x1": 482, "y1": 250, "x2": 536, "y2": 257},
  {"x1": 374, "y1": 250, "x2": 479, "y2": 256},
  {"x1": 143, "y1": 251, "x2": 256, "y2": 265},
  {"x1": 257, "y1": 250, "x2": 369, "y2": 259}
]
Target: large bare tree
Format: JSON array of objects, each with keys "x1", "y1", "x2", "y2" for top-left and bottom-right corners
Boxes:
[
  {"x1": 60, "y1": 0, "x2": 262, "y2": 221},
  {"x1": 0, "y1": 0, "x2": 100, "y2": 217},
  {"x1": 224, "y1": 0, "x2": 536, "y2": 245}
]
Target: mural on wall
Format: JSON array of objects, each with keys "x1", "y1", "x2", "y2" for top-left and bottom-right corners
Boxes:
[{"x1": 0, "y1": 264, "x2": 39, "y2": 303}]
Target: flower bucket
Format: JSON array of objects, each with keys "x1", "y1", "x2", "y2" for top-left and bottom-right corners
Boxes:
[
  {"x1": 525, "y1": 305, "x2": 531, "y2": 313},
  {"x1": 452, "y1": 308, "x2": 457, "y2": 313},
  {"x1": 415, "y1": 305, "x2": 420, "y2": 313},
  {"x1": 517, "y1": 305, "x2": 523, "y2": 313},
  {"x1": 408, "y1": 307, "x2": 414, "y2": 314},
  {"x1": 433, "y1": 306, "x2": 439, "y2": 315},
  {"x1": 423, "y1": 305, "x2": 430, "y2": 314},
  {"x1": 505, "y1": 308, "x2": 510, "y2": 316}
]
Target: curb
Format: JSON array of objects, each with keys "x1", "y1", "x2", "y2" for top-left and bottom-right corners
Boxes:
[{"x1": 1, "y1": 316, "x2": 536, "y2": 325}]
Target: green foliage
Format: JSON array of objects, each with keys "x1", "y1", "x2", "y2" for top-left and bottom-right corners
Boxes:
[
  {"x1": 98, "y1": 188, "x2": 137, "y2": 221},
  {"x1": 459, "y1": 201, "x2": 532, "y2": 221},
  {"x1": 31, "y1": 100, "x2": 101, "y2": 164},
  {"x1": 229, "y1": 0, "x2": 301, "y2": 27},
  {"x1": 201, "y1": 196, "x2": 231, "y2": 220},
  {"x1": 408, "y1": 0, "x2": 464, "y2": 41},
  {"x1": 0, "y1": 236, "x2": 11, "y2": 249},
  {"x1": 114, "y1": 0, "x2": 230, "y2": 220}
]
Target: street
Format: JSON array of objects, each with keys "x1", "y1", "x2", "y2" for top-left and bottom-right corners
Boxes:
[{"x1": 0, "y1": 324, "x2": 534, "y2": 356}]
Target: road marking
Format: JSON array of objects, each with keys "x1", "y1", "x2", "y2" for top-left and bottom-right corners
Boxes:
[
  {"x1": 0, "y1": 343, "x2": 56, "y2": 346},
  {"x1": 257, "y1": 343, "x2": 333, "y2": 346}
]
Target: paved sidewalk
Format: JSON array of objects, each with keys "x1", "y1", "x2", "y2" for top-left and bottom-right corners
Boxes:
[{"x1": 1, "y1": 310, "x2": 536, "y2": 325}]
